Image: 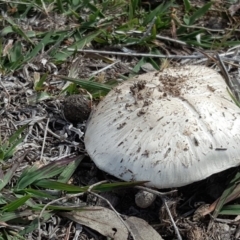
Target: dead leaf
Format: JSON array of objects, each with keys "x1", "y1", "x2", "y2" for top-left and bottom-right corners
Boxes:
[
  {"x1": 229, "y1": 3, "x2": 240, "y2": 16},
  {"x1": 60, "y1": 206, "x2": 129, "y2": 240},
  {"x1": 3, "y1": 40, "x2": 13, "y2": 57},
  {"x1": 61, "y1": 207, "x2": 164, "y2": 240},
  {"x1": 126, "y1": 216, "x2": 163, "y2": 240},
  {"x1": 193, "y1": 204, "x2": 210, "y2": 221}
]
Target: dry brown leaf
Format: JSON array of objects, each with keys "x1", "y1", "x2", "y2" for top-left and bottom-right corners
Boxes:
[
  {"x1": 60, "y1": 206, "x2": 129, "y2": 240},
  {"x1": 126, "y1": 216, "x2": 163, "y2": 240},
  {"x1": 61, "y1": 207, "x2": 164, "y2": 240},
  {"x1": 3, "y1": 39, "x2": 13, "y2": 57},
  {"x1": 193, "y1": 204, "x2": 211, "y2": 221},
  {"x1": 229, "y1": 3, "x2": 240, "y2": 16}
]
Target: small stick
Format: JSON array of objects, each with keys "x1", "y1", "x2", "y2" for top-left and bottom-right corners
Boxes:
[
  {"x1": 90, "y1": 60, "x2": 120, "y2": 76},
  {"x1": 67, "y1": 48, "x2": 204, "y2": 59},
  {"x1": 37, "y1": 192, "x2": 85, "y2": 240},
  {"x1": 135, "y1": 186, "x2": 182, "y2": 240},
  {"x1": 88, "y1": 181, "x2": 137, "y2": 240},
  {"x1": 142, "y1": 16, "x2": 157, "y2": 38},
  {"x1": 40, "y1": 118, "x2": 50, "y2": 164}
]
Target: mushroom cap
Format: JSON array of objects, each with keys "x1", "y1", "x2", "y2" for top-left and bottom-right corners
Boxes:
[{"x1": 84, "y1": 66, "x2": 240, "y2": 188}]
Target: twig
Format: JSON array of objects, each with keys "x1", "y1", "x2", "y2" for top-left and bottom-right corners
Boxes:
[
  {"x1": 0, "y1": 79, "x2": 11, "y2": 104},
  {"x1": 64, "y1": 221, "x2": 73, "y2": 240},
  {"x1": 142, "y1": 16, "x2": 157, "y2": 38},
  {"x1": 37, "y1": 122, "x2": 74, "y2": 145},
  {"x1": 156, "y1": 34, "x2": 187, "y2": 45},
  {"x1": 37, "y1": 192, "x2": 86, "y2": 240},
  {"x1": 90, "y1": 60, "x2": 120, "y2": 76},
  {"x1": 135, "y1": 186, "x2": 177, "y2": 197},
  {"x1": 194, "y1": 49, "x2": 240, "y2": 64},
  {"x1": 228, "y1": 45, "x2": 240, "y2": 52},
  {"x1": 40, "y1": 117, "x2": 50, "y2": 164},
  {"x1": 68, "y1": 48, "x2": 240, "y2": 64},
  {"x1": 172, "y1": 14, "x2": 240, "y2": 33},
  {"x1": 177, "y1": 23, "x2": 226, "y2": 32},
  {"x1": 161, "y1": 197, "x2": 182, "y2": 240},
  {"x1": 38, "y1": 180, "x2": 136, "y2": 240},
  {"x1": 135, "y1": 186, "x2": 182, "y2": 240},
  {"x1": 216, "y1": 54, "x2": 233, "y2": 89},
  {"x1": 67, "y1": 48, "x2": 204, "y2": 59},
  {"x1": 84, "y1": 227, "x2": 99, "y2": 240},
  {"x1": 73, "y1": 224, "x2": 83, "y2": 240},
  {"x1": 127, "y1": 30, "x2": 187, "y2": 45},
  {"x1": 216, "y1": 53, "x2": 240, "y2": 101},
  {"x1": 88, "y1": 181, "x2": 137, "y2": 240}
]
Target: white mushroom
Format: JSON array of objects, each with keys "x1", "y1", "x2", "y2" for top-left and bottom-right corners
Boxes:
[{"x1": 84, "y1": 65, "x2": 240, "y2": 189}]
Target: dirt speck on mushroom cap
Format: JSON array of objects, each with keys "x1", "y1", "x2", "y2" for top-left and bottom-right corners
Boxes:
[{"x1": 84, "y1": 66, "x2": 240, "y2": 189}]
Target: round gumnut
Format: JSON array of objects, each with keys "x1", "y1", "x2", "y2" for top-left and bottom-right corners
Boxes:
[
  {"x1": 63, "y1": 94, "x2": 91, "y2": 123},
  {"x1": 135, "y1": 190, "x2": 156, "y2": 208}
]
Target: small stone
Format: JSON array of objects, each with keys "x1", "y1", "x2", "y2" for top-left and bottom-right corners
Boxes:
[
  {"x1": 135, "y1": 190, "x2": 156, "y2": 208},
  {"x1": 63, "y1": 94, "x2": 91, "y2": 123}
]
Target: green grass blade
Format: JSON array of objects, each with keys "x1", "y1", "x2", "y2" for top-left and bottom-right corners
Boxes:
[
  {"x1": 213, "y1": 171, "x2": 240, "y2": 217},
  {"x1": 16, "y1": 167, "x2": 65, "y2": 190},
  {"x1": 129, "y1": 0, "x2": 139, "y2": 20},
  {"x1": 2, "y1": 195, "x2": 32, "y2": 212},
  {"x1": 16, "y1": 157, "x2": 75, "y2": 189},
  {"x1": 37, "y1": 205, "x2": 88, "y2": 211},
  {"x1": 18, "y1": 164, "x2": 38, "y2": 179},
  {"x1": 18, "y1": 212, "x2": 52, "y2": 236},
  {"x1": 189, "y1": 2, "x2": 212, "y2": 25},
  {"x1": 227, "y1": 88, "x2": 240, "y2": 108},
  {"x1": 35, "y1": 179, "x2": 147, "y2": 192},
  {"x1": 58, "y1": 156, "x2": 84, "y2": 183},
  {"x1": 8, "y1": 125, "x2": 27, "y2": 145},
  {"x1": 143, "y1": 1, "x2": 173, "y2": 25},
  {"x1": 34, "y1": 73, "x2": 48, "y2": 91},
  {"x1": 19, "y1": 189, "x2": 56, "y2": 199},
  {"x1": 20, "y1": 2, "x2": 34, "y2": 19},
  {"x1": 56, "y1": 75, "x2": 113, "y2": 93},
  {"x1": 5, "y1": 18, "x2": 34, "y2": 46},
  {"x1": 0, "y1": 38, "x2": 3, "y2": 65},
  {"x1": 218, "y1": 205, "x2": 240, "y2": 215},
  {"x1": 0, "y1": 166, "x2": 17, "y2": 191},
  {"x1": 25, "y1": 32, "x2": 53, "y2": 60},
  {"x1": 132, "y1": 58, "x2": 147, "y2": 73},
  {"x1": 3, "y1": 136, "x2": 25, "y2": 160},
  {"x1": 28, "y1": 92, "x2": 52, "y2": 104},
  {"x1": 2, "y1": 125, "x2": 28, "y2": 160},
  {"x1": 0, "y1": 153, "x2": 25, "y2": 190},
  {"x1": 1, "y1": 210, "x2": 34, "y2": 222},
  {"x1": 54, "y1": 31, "x2": 101, "y2": 61},
  {"x1": 56, "y1": 0, "x2": 65, "y2": 13},
  {"x1": 35, "y1": 179, "x2": 87, "y2": 192},
  {"x1": 1, "y1": 26, "x2": 14, "y2": 36},
  {"x1": 183, "y1": 0, "x2": 191, "y2": 12},
  {"x1": 92, "y1": 181, "x2": 148, "y2": 192},
  {"x1": 0, "y1": 194, "x2": 7, "y2": 204},
  {"x1": 9, "y1": 41, "x2": 22, "y2": 63},
  {"x1": 49, "y1": 31, "x2": 72, "y2": 57}
]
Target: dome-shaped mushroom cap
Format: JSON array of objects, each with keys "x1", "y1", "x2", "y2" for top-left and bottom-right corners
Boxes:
[{"x1": 84, "y1": 66, "x2": 240, "y2": 189}]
